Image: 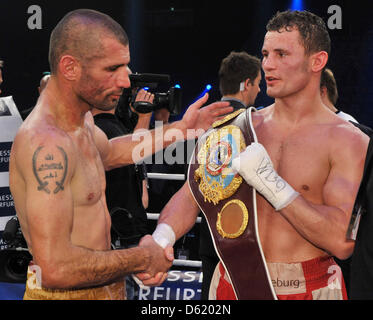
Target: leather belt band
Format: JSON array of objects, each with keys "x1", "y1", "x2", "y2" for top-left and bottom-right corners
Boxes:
[{"x1": 188, "y1": 108, "x2": 275, "y2": 300}]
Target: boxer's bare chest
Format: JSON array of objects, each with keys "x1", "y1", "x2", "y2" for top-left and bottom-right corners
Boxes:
[{"x1": 254, "y1": 119, "x2": 331, "y2": 199}]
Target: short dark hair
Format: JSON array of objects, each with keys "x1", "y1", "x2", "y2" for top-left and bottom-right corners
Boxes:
[
  {"x1": 49, "y1": 9, "x2": 129, "y2": 74},
  {"x1": 219, "y1": 51, "x2": 261, "y2": 96},
  {"x1": 320, "y1": 68, "x2": 338, "y2": 105},
  {"x1": 266, "y1": 10, "x2": 331, "y2": 56}
]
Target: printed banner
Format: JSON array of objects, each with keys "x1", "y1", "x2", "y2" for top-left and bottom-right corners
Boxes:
[
  {"x1": 139, "y1": 270, "x2": 202, "y2": 300},
  {"x1": 0, "y1": 97, "x2": 22, "y2": 242},
  {"x1": 0, "y1": 142, "x2": 12, "y2": 173},
  {"x1": 0, "y1": 187, "x2": 15, "y2": 218}
]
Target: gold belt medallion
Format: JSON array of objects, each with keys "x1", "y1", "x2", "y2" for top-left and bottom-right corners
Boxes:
[
  {"x1": 217, "y1": 199, "x2": 249, "y2": 239},
  {"x1": 194, "y1": 125, "x2": 246, "y2": 205}
]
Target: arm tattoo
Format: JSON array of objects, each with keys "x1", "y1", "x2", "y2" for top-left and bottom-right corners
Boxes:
[{"x1": 32, "y1": 146, "x2": 68, "y2": 194}]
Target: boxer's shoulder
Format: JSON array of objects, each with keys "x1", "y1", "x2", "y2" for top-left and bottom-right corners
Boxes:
[
  {"x1": 251, "y1": 105, "x2": 271, "y2": 129},
  {"x1": 14, "y1": 115, "x2": 76, "y2": 165},
  {"x1": 328, "y1": 121, "x2": 369, "y2": 156},
  {"x1": 329, "y1": 119, "x2": 369, "y2": 147}
]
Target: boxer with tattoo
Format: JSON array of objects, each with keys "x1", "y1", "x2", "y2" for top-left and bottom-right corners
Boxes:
[{"x1": 8, "y1": 9, "x2": 232, "y2": 300}]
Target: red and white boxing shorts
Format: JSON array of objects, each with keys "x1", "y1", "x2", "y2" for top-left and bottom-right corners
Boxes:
[{"x1": 209, "y1": 256, "x2": 347, "y2": 300}]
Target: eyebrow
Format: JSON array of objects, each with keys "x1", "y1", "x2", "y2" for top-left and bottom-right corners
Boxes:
[
  {"x1": 274, "y1": 48, "x2": 289, "y2": 53},
  {"x1": 262, "y1": 48, "x2": 290, "y2": 54},
  {"x1": 105, "y1": 63, "x2": 126, "y2": 71}
]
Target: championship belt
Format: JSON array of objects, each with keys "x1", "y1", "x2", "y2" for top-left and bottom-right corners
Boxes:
[{"x1": 188, "y1": 107, "x2": 276, "y2": 300}]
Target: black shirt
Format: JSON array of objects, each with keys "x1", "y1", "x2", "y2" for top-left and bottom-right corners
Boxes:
[
  {"x1": 349, "y1": 136, "x2": 373, "y2": 299},
  {"x1": 93, "y1": 113, "x2": 148, "y2": 245}
]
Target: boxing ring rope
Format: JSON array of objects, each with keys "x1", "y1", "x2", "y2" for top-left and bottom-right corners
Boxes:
[
  {"x1": 146, "y1": 172, "x2": 202, "y2": 269},
  {"x1": 146, "y1": 213, "x2": 202, "y2": 224},
  {"x1": 173, "y1": 259, "x2": 202, "y2": 268},
  {"x1": 146, "y1": 172, "x2": 185, "y2": 181}
]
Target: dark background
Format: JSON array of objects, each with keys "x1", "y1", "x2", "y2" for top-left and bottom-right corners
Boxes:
[{"x1": 1, "y1": 0, "x2": 373, "y2": 126}]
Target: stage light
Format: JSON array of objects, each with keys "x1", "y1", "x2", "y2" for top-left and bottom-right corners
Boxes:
[
  {"x1": 192, "y1": 84, "x2": 213, "y2": 103},
  {"x1": 175, "y1": 84, "x2": 181, "y2": 89},
  {"x1": 200, "y1": 84, "x2": 212, "y2": 97},
  {"x1": 290, "y1": 0, "x2": 304, "y2": 11}
]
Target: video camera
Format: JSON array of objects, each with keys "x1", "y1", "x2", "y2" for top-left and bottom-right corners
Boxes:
[
  {"x1": 118, "y1": 73, "x2": 183, "y2": 115},
  {"x1": 3, "y1": 216, "x2": 27, "y2": 249},
  {"x1": 0, "y1": 216, "x2": 31, "y2": 283}
]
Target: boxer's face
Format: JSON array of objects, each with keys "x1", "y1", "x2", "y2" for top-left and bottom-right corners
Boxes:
[
  {"x1": 77, "y1": 37, "x2": 131, "y2": 111},
  {"x1": 261, "y1": 28, "x2": 311, "y2": 99}
]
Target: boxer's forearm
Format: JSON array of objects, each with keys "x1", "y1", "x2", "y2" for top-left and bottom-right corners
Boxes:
[
  {"x1": 37, "y1": 245, "x2": 152, "y2": 290},
  {"x1": 106, "y1": 120, "x2": 187, "y2": 169},
  {"x1": 157, "y1": 182, "x2": 200, "y2": 241},
  {"x1": 279, "y1": 196, "x2": 355, "y2": 259},
  {"x1": 104, "y1": 97, "x2": 232, "y2": 169}
]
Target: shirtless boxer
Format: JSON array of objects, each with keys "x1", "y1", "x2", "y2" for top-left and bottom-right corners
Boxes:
[
  {"x1": 8, "y1": 9, "x2": 232, "y2": 300},
  {"x1": 151, "y1": 10, "x2": 369, "y2": 300}
]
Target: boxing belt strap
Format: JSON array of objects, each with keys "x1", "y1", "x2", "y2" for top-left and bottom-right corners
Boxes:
[{"x1": 188, "y1": 107, "x2": 276, "y2": 300}]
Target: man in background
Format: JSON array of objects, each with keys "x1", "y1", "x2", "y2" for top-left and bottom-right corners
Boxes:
[
  {"x1": 20, "y1": 72, "x2": 51, "y2": 120},
  {"x1": 37, "y1": 73, "x2": 51, "y2": 95},
  {"x1": 320, "y1": 68, "x2": 358, "y2": 122}
]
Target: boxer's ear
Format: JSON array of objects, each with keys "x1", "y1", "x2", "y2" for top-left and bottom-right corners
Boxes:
[
  {"x1": 58, "y1": 55, "x2": 80, "y2": 81},
  {"x1": 310, "y1": 51, "x2": 328, "y2": 73}
]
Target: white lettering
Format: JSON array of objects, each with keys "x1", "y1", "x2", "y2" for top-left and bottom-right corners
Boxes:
[
  {"x1": 154, "y1": 121, "x2": 164, "y2": 164},
  {"x1": 167, "y1": 270, "x2": 181, "y2": 282},
  {"x1": 138, "y1": 286, "x2": 151, "y2": 300},
  {"x1": 27, "y1": 5, "x2": 42, "y2": 30},
  {"x1": 130, "y1": 124, "x2": 209, "y2": 164},
  {"x1": 153, "y1": 286, "x2": 164, "y2": 300},
  {"x1": 328, "y1": 265, "x2": 342, "y2": 290},
  {"x1": 328, "y1": 5, "x2": 342, "y2": 30},
  {"x1": 131, "y1": 129, "x2": 153, "y2": 163},
  {"x1": 26, "y1": 265, "x2": 42, "y2": 289},
  {"x1": 183, "y1": 288, "x2": 195, "y2": 300},
  {"x1": 183, "y1": 271, "x2": 197, "y2": 282}
]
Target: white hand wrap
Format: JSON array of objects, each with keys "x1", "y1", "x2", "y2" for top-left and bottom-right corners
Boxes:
[
  {"x1": 231, "y1": 142, "x2": 299, "y2": 211},
  {"x1": 152, "y1": 223, "x2": 176, "y2": 249}
]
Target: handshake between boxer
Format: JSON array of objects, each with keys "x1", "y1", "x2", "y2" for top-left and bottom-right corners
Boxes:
[{"x1": 140, "y1": 140, "x2": 301, "y2": 287}]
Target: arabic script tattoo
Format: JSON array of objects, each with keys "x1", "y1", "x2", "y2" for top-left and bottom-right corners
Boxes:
[{"x1": 32, "y1": 146, "x2": 68, "y2": 194}]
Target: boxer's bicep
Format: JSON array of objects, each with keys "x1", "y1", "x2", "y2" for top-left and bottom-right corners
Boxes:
[
  {"x1": 92, "y1": 124, "x2": 111, "y2": 165},
  {"x1": 92, "y1": 124, "x2": 133, "y2": 170},
  {"x1": 322, "y1": 167, "x2": 358, "y2": 225},
  {"x1": 22, "y1": 137, "x2": 76, "y2": 268},
  {"x1": 323, "y1": 132, "x2": 368, "y2": 222}
]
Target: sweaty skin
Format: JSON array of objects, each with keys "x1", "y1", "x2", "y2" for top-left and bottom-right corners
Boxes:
[
  {"x1": 157, "y1": 104, "x2": 368, "y2": 265},
  {"x1": 9, "y1": 35, "x2": 232, "y2": 290},
  {"x1": 156, "y1": 28, "x2": 369, "y2": 266}
]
